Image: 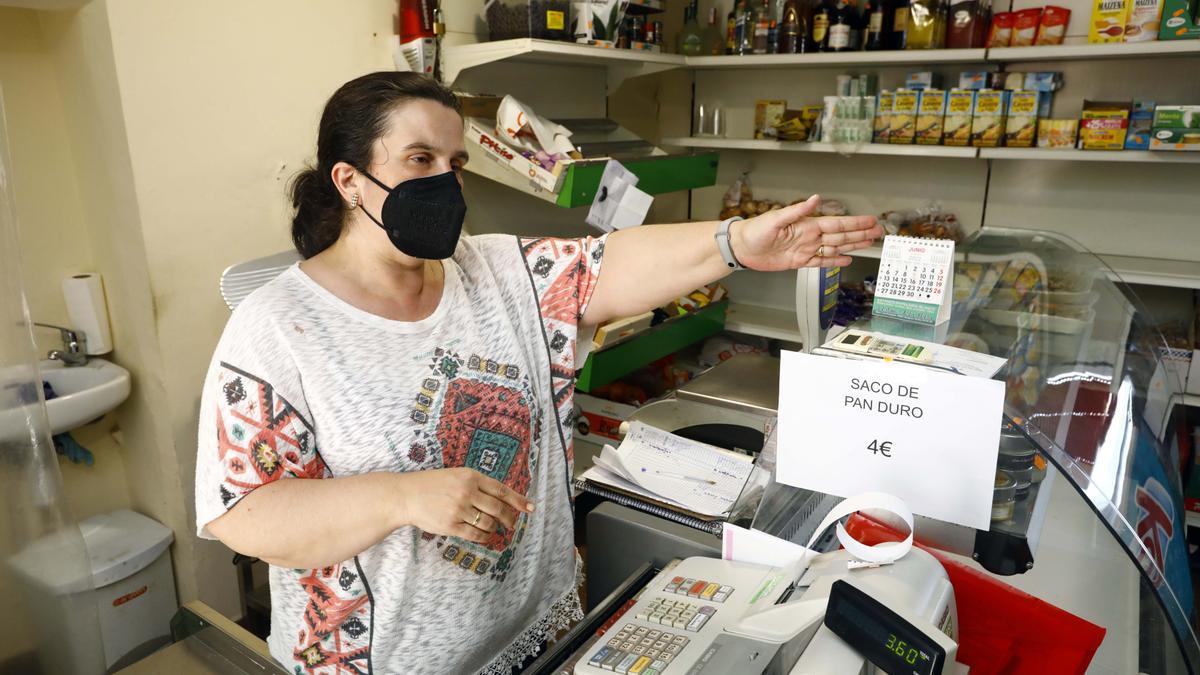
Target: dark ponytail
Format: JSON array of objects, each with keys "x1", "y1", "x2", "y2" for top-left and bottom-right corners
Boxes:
[{"x1": 289, "y1": 72, "x2": 462, "y2": 259}]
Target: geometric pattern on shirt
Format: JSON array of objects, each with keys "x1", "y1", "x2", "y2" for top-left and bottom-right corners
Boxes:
[
  {"x1": 291, "y1": 561, "x2": 373, "y2": 675},
  {"x1": 517, "y1": 236, "x2": 605, "y2": 478},
  {"x1": 410, "y1": 350, "x2": 536, "y2": 583},
  {"x1": 213, "y1": 363, "x2": 329, "y2": 510}
]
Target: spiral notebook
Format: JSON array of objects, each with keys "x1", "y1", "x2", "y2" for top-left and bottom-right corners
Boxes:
[
  {"x1": 572, "y1": 476, "x2": 726, "y2": 536},
  {"x1": 872, "y1": 235, "x2": 955, "y2": 325}
]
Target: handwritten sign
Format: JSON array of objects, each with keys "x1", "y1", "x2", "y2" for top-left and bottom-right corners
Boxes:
[{"x1": 777, "y1": 351, "x2": 1004, "y2": 530}]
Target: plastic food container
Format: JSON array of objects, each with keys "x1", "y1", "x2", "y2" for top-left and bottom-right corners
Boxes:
[
  {"x1": 486, "y1": 0, "x2": 572, "y2": 41},
  {"x1": 993, "y1": 470, "x2": 1017, "y2": 522}
]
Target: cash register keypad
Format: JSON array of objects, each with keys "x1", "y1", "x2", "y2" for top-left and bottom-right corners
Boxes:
[
  {"x1": 589, "y1": 623, "x2": 690, "y2": 674},
  {"x1": 662, "y1": 576, "x2": 733, "y2": 603}
]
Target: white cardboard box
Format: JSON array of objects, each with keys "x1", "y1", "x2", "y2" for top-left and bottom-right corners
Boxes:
[
  {"x1": 464, "y1": 118, "x2": 566, "y2": 194},
  {"x1": 573, "y1": 392, "x2": 637, "y2": 444}
]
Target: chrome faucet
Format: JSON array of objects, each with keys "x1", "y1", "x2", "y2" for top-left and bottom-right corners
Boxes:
[{"x1": 34, "y1": 323, "x2": 88, "y2": 366}]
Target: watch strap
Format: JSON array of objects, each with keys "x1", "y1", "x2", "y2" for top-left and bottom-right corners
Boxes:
[{"x1": 714, "y1": 216, "x2": 746, "y2": 271}]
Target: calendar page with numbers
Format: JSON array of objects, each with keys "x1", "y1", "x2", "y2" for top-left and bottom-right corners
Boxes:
[{"x1": 872, "y1": 236, "x2": 954, "y2": 325}]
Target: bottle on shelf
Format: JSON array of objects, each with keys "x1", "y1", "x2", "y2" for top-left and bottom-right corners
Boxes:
[
  {"x1": 863, "y1": 0, "x2": 887, "y2": 49},
  {"x1": 703, "y1": 7, "x2": 726, "y2": 54},
  {"x1": 754, "y1": 0, "x2": 772, "y2": 53},
  {"x1": 777, "y1": 0, "x2": 806, "y2": 51},
  {"x1": 904, "y1": 0, "x2": 945, "y2": 48},
  {"x1": 810, "y1": 0, "x2": 836, "y2": 50},
  {"x1": 726, "y1": 8, "x2": 737, "y2": 53},
  {"x1": 827, "y1": 0, "x2": 854, "y2": 51},
  {"x1": 736, "y1": 0, "x2": 758, "y2": 54},
  {"x1": 890, "y1": 0, "x2": 910, "y2": 49},
  {"x1": 678, "y1": 1, "x2": 705, "y2": 54}
]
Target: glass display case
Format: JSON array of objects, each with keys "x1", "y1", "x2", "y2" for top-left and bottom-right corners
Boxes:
[{"x1": 844, "y1": 227, "x2": 1198, "y2": 673}]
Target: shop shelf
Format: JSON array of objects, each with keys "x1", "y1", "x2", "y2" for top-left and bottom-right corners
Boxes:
[
  {"x1": 441, "y1": 38, "x2": 684, "y2": 86},
  {"x1": 661, "y1": 136, "x2": 980, "y2": 158},
  {"x1": 464, "y1": 151, "x2": 720, "y2": 207},
  {"x1": 685, "y1": 48, "x2": 988, "y2": 69},
  {"x1": 987, "y1": 40, "x2": 1200, "y2": 63},
  {"x1": 625, "y1": 0, "x2": 665, "y2": 13},
  {"x1": 980, "y1": 147, "x2": 1200, "y2": 163},
  {"x1": 724, "y1": 302, "x2": 803, "y2": 341},
  {"x1": 576, "y1": 300, "x2": 728, "y2": 392},
  {"x1": 1100, "y1": 254, "x2": 1200, "y2": 290}
]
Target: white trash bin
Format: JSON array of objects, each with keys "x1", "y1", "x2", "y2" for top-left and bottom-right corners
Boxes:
[{"x1": 10, "y1": 509, "x2": 177, "y2": 673}]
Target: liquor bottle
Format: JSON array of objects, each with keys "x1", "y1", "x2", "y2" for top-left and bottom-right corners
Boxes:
[
  {"x1": 779, "y1": 0, "x2": 803, "y2": 51},
  {"x1": 726, "y1": 8, "x2": 737, "y2": 53},
  {"x1": 678, "y1": 2, "x2": 705, "y2": 54},
  {"x1": 827, "y1": 0, "x2": 855, "y2": 50},
  {"x1": 737, "y1": 0, "x2": 758, "y2": 54},
  {"x1": 703, "y1": 7, "x2": 726, "y2": 54},
  {"x1": 753, "y1": 0, "x2": 771, "y2": 53},
  {"x1": 810, "y1": 0, "x2": 836, "y2": 50},
  {"x1": 863, "y1": 0, "x2": 888, "y2": 49},
  {"x1": 890, "y1": 0, "x2": 910, "y2": 48}
]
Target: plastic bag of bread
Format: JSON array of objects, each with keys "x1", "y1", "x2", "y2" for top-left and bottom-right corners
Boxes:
[{"x1": 879, "y1": 201, "x2": 963, "y2": 242}]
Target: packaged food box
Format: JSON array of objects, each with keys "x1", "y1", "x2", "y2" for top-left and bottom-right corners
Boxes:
[
  {"x1": 915, "y1": 89, "x2": 948, "y2": 145},
  {"x1": 1038, "y1": 119, "x2": 1079, "y2": 148},
  {"x1": 754, "y1": 100, "x2": 788, "y2": 139},
  {"x1": 959, "y1": 72, "x2": 995, "y2": 90},
  {"x1": 1125, "y1": 100, "x2": 1156, "y2": 149},
  {"x1": 465, "y1": 117, "x2": 565, "y2": 193},
  {"x1": 1079, "y1": 100, "x2": 1132, "y2": 150},
  {"x1": 1012, "y1": 7, "x2": 1044, "y2": 45},
  {"x1": 889, "y1": 89, "x2": 919, "y2": 144},
  {"x1": 874, "y1": 91, "x2": 894, "y2": 143},
  {"x1": 1036, "y1": 6, "x2": 1072, "y2": 44},
  {"x1": 1005, "y1": 91, "x2": 1040, "y2": 147},
  {"x1": 1152, "y1": 105, "x2": 1200, "y2": 127},
  {"x1": 971, "y1": 89, "x2": 1010, "y2": 147},
  {"x1": 905, "y1": 71, "x2": 942, "y2": 90},
  {"x1": 1090, "y1": 0, "x2": 1133, "y2": 41},
  {"x1": 1022, "y1": 71, "x2": 1064, "y2": 93},
  {"x1": 988, "y1": 11, "x2": 1016, "y2": 46},
  {"x1": 944, "y1": 89, "x2": 978, "y2": 146},
  {"x1": 1149, "y1": 128, "x2": 1200, "y2": 149},
  {"x1": 1160, "y1": 0, "x2": 1200, "y2": 38},
  {"x1": 1125, "y1": 0, "x2": 1165, "y2": 38}
]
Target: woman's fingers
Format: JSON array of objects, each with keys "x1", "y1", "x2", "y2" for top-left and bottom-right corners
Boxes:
[
  {"x1": 479, "y1": 475, "x2": 535, "y2": 514},
  {"x1": 820, "y1": 227, "x2": 880, "y2": 247},
  {"x1": 815, "y1": 215, "x2": 880, "y2": 235},
  {"x1": 473, "y1": 492, "x2": 518, "y2": 530},
  {"x1": 833, "y1": 239, "x2": 877, "y2": 253},
  {"x1": 461, "y1": 505, "x2": 497, "y2": 536},
  {"x1": 450, "y1": 523, "x2": 490, "y2": 544}
]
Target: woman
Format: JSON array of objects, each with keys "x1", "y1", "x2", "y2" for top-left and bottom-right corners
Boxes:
[{"x1": 195, "y1": 71, "x2": 881, "y2": 675}]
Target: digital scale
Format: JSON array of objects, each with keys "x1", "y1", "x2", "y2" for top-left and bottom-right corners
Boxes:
[{"x1": 572, "y1": 548, "x2": 963, "y2": 675}]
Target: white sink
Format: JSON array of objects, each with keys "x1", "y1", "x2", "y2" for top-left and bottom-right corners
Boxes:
[{"x1": 40, "y1": 359, "x2": 131, "y2": 435}]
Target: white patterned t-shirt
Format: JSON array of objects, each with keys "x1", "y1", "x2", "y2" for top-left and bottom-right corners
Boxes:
[{"x1": 194, "y1": 233, "x2": 606, "y2": 674}]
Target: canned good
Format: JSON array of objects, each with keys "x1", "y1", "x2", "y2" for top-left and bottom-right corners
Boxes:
[{"x1": 998, "y1": 432, "x2": 1036, "y2": 498}]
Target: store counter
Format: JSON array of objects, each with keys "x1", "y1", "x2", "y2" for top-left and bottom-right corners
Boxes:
[{"x1": 117, "y1": 601, "x2": 284, "y2": 675}]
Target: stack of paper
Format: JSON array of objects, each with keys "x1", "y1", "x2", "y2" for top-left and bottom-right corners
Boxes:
[
  {"x1": 814, "y1": 329, "x2": 1007, "y2": 379},
  {"x1": 579, "y1": 422, "x2": 754, "y2": 518}
]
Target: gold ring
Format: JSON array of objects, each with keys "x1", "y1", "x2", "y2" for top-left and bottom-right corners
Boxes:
[
  {"x1": 471, "y1": 510, "x2": 481, "y2": 527},
  {"x1": 817, "y1": 245, "x2": 826, "y2": 257}
]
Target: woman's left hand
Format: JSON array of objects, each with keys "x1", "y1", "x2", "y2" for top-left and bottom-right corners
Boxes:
[{"x1": 731, "y1": 195, "x2": 884, "y2": 271}]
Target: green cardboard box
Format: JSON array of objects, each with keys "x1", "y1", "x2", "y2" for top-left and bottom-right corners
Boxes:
[{"x1": 1160, "y1": 0, "x2": 1200, "y2": 39}]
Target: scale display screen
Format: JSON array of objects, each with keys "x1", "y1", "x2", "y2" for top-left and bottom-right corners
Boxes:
[{"x1": 824, "y1": 579, "x2": 945, "y2": 675}]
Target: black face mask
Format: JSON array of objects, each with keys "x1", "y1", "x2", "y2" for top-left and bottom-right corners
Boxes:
[{"x1": 358, "y1": 170, "x2": 467, "y2": 260}]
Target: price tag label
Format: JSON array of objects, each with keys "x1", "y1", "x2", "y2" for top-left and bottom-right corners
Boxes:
[{"x1": 777, "y1": 351, "x2": 1005, "y2": 530}]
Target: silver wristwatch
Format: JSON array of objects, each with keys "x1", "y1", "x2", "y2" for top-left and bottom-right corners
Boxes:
[{"x1": 714, "y1": 216, "x2": 746, "y2": 271}]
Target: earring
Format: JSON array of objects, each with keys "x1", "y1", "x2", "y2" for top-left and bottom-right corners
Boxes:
[{"x1": 348, "y1": 193, "x2": 360, "y2": 210}]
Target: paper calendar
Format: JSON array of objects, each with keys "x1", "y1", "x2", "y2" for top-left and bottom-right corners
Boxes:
[{"x1": 872, "y1": 236, "x2": 954, "y2": 325}]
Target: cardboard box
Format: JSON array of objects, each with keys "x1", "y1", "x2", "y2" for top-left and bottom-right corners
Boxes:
[
  {"x1": 915, "y1": 90, "x2": 947, "y2": 145},
  {"x1": 1125, "y1": 100, "x2": 1156, "y2": 149},
  {"x1": 905, "y1": 71, "x2": 942, "y2": 90},
  {"x1": 574, "y1": 392, "x2": 638, "y2": 443},
  {"x1": 889, "y1": 89, "x2": 919, "y2": 144},
  {"x1": 944, "y1": 89, "x2": 978, "y2": 146},
  {"x1": 1149, "y1": 127, "x2": 1200, "y2": 149},
  {"x1": 457, "y1": 94, "x2": 503, "y2": 119},
  {"x1": 755, "y1": 100, "x2": 788, "y2": 139},
  {"x1": 465, "y1": 117, "x2": 565, "y2": 192},
  {"x1": 1079, "y1": 101, "x2": 1131, "y2": 150},
  {"x1": 874, "y1": 92, "x2": 894, "y2": 143},
  {"x1": 971, "y1": 89, "x2": 1010, "y2": 147},
  {"x1": 958, "y1": 72, "x2": 994, "y2": 90},
  {"x1": 1125, "y1": 0, "x2": 1165, "y2": 39},
  {"x1": 1161, "y1": 0, "x2": 1200, "y2": 38},
  {"x1": 1090, "y1": 0, "x2": 1134, "y2": 41},
  {"x1": 1005, "y1": 91, "x2": 1040, "y2": 147},
  {"x1": 1152, "y1": 104, "x2": 1200, "y2": 127},
  {"x1": 1038, "y1": 119, "x2": 1079, "y2": 148}
]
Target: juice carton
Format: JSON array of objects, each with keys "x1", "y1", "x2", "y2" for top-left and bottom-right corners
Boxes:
[
  {"x1": 916, "y1": 89, "x2": 948, "y2": 145},
  {"x1": 944, "y1": 89, "x2": 978, "y2": 146}
]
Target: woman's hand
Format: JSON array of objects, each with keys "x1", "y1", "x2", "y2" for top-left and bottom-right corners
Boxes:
[
  {"x1": 395, "y1": 467, "x2": 535, "y2": 544},
  {"x1": 731, "y1": 195, "x2": 883, "y2": 271}
]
